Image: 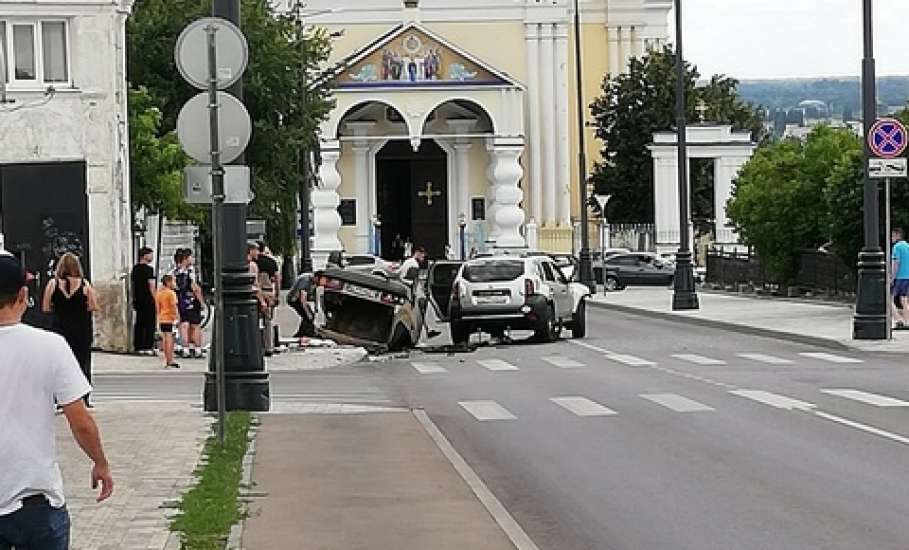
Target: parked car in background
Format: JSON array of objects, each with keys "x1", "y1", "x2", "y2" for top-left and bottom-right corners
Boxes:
[
  {"x1": 448, "y1": 256, "x2": 590, "y2": 343},
  {"x1": 602, "y1": 252, "x2": 675, "y2": 291},
  {"x1": 523, "y1": 251, "x2": 579, "y2": 280},
  {"x1": 344, "y1": 254, "x2": 400, "y2": 277},
  {"x1": 592, "y1": 248, "x2": 631, "y2": 283}
]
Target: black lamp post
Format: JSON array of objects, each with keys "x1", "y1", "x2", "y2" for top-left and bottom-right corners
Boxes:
[
  {"x1": 572, "y1": 0, "x2": 595, "y2": 293},
  {"x1": 853, "y1": 0, "x2": 887, "y2": 339},
  {"x1": 670, "y1": 0, "x2": 699, "y2": 311}
]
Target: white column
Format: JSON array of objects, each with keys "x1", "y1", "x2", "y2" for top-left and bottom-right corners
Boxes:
[
  {"x1": 540, "y1": 23, "x2": 557, "y2": 227},
  {"x1": 608, "y1": 26, "x2": 621, "y2": 76},
  {"x1": 525, "y1": 23, "x2": 543, "y2": 229},
  {"x1": 447, "y1": 119, "x2": 477, "y2": 231},
  {"x1": 492, "y1": 139, "x2": 527, "y2": 250},
  {"x1": 312, "y1": 139, "x2": 343, "y2": 268},
  {"x1": 555, "y1": 23, "x2": 572, "y2": 227},
  {"x1": 621, "y1": 26, "x2": 633, "y2": 72},
  {"x1": 347, "y1": 121, "x2": 375, "y2": 254},
  {"x1": 485, "y1": 140, "x2": 501, "y2": 245},
  {"x1": 714, "y1": 156, "x2": 750, "y2": 244},
  {"x1": 653, "y1": 153, "x2": 681, "y2": 254}
]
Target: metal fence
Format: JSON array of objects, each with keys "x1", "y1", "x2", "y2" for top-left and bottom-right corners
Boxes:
[
  {"x1": 706, "y1": 248, "x2": 856, "y2": 296},
  {"x1": 604, "y1": 223, "x2": 655, "y2": 252}
]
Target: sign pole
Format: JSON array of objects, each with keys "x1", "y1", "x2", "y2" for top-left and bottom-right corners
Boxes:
[
  {"x1": 886, "y1": 177, "x2": 892, "y2": 340},
  {"x1": 206, "y1": 24, "x2": 227, "y2": 446}
]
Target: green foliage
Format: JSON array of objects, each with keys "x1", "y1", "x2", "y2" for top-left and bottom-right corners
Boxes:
[
  {"x1": 589, "y1": 47, "x2": 765, "y2": 223},
  {"x1": 170, "y1": 411, "x2": 251, "y2": 550},
  {"x1": 127, "y1": 0, "x2": 333, "y2": 254}
]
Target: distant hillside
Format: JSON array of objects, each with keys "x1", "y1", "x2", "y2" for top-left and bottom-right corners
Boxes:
[{"x1": 737, "y1": 76, "x2": 909, "y2": 115}]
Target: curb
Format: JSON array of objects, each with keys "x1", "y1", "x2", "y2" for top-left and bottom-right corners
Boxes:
[{"x1": 587, "y1": 299, "x2": 851, "y2": 351}]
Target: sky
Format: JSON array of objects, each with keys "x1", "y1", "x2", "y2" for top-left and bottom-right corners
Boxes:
[{"x1": 680, "y1": 0, "x2": 909, "y2": 79}]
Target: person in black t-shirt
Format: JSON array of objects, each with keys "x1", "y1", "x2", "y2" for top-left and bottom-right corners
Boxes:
[
  {"x1": 255, "y1": 242, "x2": 280, "y2": 355},
  {"x1": 130, "y1": 247, "x2": 157, "y2": 355}
]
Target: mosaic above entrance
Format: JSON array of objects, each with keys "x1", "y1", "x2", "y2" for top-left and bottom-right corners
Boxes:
[{"x1": 338, "y1": 27, "x2": 508, "y2": 89}]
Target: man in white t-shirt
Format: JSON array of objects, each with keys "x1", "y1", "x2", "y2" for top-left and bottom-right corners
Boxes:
[
  {"x1": 0, "y1": 252, "x2": 113, "y2": 549},
  {"x1": 399, "y1": 246, "x2": 426, "y2": 286}
]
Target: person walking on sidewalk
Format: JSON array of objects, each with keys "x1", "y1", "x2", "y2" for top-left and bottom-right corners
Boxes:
[
  {"x1": 255, "y1": 242, "x2": 280, "y2": 356},
  {"x1": 891, "y1": 228, "x2": 909, "y2": 329},
  {"x1": 173, "y1": 249, "x2": 205, "y2": 359},
  {"x1": 156, "y1": 274, "x2": 180, "y2": 368},
  {"x1": 0, "y1": 252, "x2": 114, "y2": 550},
  {"x1": 42, "y1": 253, "x2": 97, "y2": 407},
  {"x1": 131, "y1": 247, "x2": 157, "y2": 356}
]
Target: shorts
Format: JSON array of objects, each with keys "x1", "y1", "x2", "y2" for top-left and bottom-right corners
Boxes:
[
  {"x1": 159, "y1": 323, "x2": 174, "y2": 334},
  {"x1": 893, "y1": 279, "x2": 909, "y2": 298},
  {"x1": 179, "y1": 308, "x2": 203, "y2": 326}
]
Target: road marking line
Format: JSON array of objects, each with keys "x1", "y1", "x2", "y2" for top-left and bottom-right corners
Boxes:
[
  {"x1": 541, "y1": 356, "x2": 585, "y2": 369},
  {"x1": 414, "y1": 410, "x2": 541, "y2": 550},
  {"x1": 672, "y1": 354, "x2": 726, "y2": 366},
  {"x1": 458, "y1": 400, "x2": 518, "y2": 421},
  {"x1": 567, "y1": 340, "x2": 614, "y2": 354},
  {"x1": 820, "y1": 389, "x2": 909, "y2": 407},
  {"x1": 800, "y1": 352, "x2": 864, "y2": 364},
  {"x1": 737, "y1": 353, "x2": 793, "y2": 365},
  {"x1": 729, "y1": 390, "x2": 816, "y2": 411},
  {"x1": 411, "y1": 362, "x2": 448, "y2": 374},
  {"x1": 550, "y1": 397, "x2": 618, "y2": 417},
  {"x1": 815, "y1": 411, "x2": 909, "y2": 446},
  {"x1": 641, "y1": 393, "x2": 715, "y2": 412},
  {"x1": 604, "y1": 354, "x2": 655, "y2": 367},
  {"x1": 478, "y1": 359, "x2": 520, "y2": 372}
]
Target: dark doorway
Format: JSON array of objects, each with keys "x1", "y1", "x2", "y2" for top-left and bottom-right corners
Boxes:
[
  {"x1": 376, "y1": 140, "x2": 448, "y2": 260},
  {"x1": 0, "y1": 161, "x2": 90, "y2": 328}
]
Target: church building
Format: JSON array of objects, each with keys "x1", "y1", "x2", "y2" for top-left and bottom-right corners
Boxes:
[{"x1": 301, "y1": 0, "x2": 672, "y2": 263}]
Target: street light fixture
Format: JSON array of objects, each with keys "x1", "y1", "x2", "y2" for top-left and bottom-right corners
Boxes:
[
  {"x1": 670, "y1": 0, "x2": 699, "y2": 311},
  {"x1": 572, "y1": 0, "x2": 595, "y2": 293}
]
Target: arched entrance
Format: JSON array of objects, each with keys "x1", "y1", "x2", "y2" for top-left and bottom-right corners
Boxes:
[{"x1": 376, "y1": 139, "x2": 448, "y2": 260}]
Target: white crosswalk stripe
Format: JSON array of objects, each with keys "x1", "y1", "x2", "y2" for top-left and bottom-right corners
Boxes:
[
  {"x1": 550, "y1": 397, "x2": 618, "y2": 417},
  {"x1": 568, "y1": 340, "x2": 614, "y2": 354},
  {"x1": 459, "y1": 400, "x2": 518, "y2": 421},
  {"x1": 604, "y1": 354, "x2": 655, "y2": 367},
  {"x1": 541, "y1": 356, "x2": 585, "y2": 369},
  {"x1": 411, "y1": 362, "x2": 448, "y2": 374},
  {"x1": 641, "y1": 393, "x2": 715, "y2": 412},
  {"x1": 672, "y1": 354, "x2": 726, "y2": 366},
  {"x1": 478, "y1": 359, "x2": 520, "y2": 371},
  {"x1": 820, "y1": 389, "x2": 909, "y2": 407},
  {"x1": 737, "y1": 353, "x2": 793, "y2": 365},
  {"x1": 730, "y1": 390, "x2": 816, "y2": 410},
  {"x1": 800, "y1": 352, "x2": 864, "y2": 364}
]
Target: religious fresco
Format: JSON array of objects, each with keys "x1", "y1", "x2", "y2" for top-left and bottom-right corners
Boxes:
[{"x1": 339, "y1": 28, "x2": 504, "y2": 88}]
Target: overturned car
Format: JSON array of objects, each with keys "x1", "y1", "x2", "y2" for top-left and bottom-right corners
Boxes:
[{"x1": 313, "y1": 268, "x2": 424, "y2": 353}]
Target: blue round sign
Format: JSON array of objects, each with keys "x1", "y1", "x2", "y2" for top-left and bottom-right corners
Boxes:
[{"x1": 868, "y1": 118, "x2": 908, "y2": 159}]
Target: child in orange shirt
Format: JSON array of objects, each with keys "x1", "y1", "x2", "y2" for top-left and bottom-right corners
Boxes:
[{"x1": 156, "y1": 274, "x2": 180, "y2": 368}]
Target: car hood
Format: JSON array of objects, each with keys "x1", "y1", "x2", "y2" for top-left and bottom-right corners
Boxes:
[{"x1": 317, "y1": 268, "x2": 411, "y2": 298}]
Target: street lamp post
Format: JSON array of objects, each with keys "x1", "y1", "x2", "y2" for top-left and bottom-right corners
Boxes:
[
  {"x1": 853, "y1": 0, "x2": 887, "y2": 339},
  {"x1": 572, "y1": 0, "x2": 595, "y2": 293},
  {"x1": 670, "y1": 0, "x2": 699, "y2": 311},
  {"x1": 458, "y1": 213, "x2": 467, "y2": 261}
]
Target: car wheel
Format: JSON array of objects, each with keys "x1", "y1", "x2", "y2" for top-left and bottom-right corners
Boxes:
[
  {"x1": 571, "y1": 300, "x2": 587, "y2": 339},
  {"x1": 450, "y1": 321, "x2": 471, "y2": 346},
  {"x1": 604, "y1": 275, "x2": 622, "y2": 292},
  {"x1": 534, "y1": 305, "x2": 559, "y2": 343}
]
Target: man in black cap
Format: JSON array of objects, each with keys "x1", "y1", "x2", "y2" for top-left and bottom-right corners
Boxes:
[{"x1": 0, "y1": 252, "x2": 113, "y2": 549}]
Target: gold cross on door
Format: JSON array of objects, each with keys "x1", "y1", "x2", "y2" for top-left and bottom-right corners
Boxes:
[{"x1": 417, "y1": 181, "x2": 442, "y2": 206}]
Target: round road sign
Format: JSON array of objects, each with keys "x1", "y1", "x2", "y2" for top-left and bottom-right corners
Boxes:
[
  {"x1": 176, "y1": 91, "x2": 252, "y2": 164},
  {"x1": 868, "y1": 118, "x2": 908, "y2": 159},
  {"x1": 175, "y1": 17, "x2": 248, "y2": 90}
]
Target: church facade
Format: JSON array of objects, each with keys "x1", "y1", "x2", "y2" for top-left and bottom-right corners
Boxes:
[{"x1": 299, "y1": 0, "x2": 672, "y2": 263}]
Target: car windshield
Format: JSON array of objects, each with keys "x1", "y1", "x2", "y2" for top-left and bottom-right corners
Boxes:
[
  {"x1": 551, "y1": 256, "x2": 574, "y2": 268},
  {"x1": 463, "y1": 260, "x2": 525, "y2": 282},
  {"x1": 346, "y1": 256, "x2": 376, "y2": 266}
]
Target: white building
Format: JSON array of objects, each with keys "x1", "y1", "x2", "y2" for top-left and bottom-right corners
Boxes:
[{"x1": 0, "y1": 0, "x2": 133, "y2": 350}]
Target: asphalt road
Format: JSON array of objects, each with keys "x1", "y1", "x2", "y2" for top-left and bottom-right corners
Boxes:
[{"x1": 94, "y1": 307, "x2": 909, "y2": 550}]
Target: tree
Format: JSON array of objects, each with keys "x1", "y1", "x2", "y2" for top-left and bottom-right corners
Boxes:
[
  {"x1": 589, "y1": 46, "x2": 764, "y2": 224},
  {"x1": 127, "y1": 0, "x2": 333, "y2": 254}
]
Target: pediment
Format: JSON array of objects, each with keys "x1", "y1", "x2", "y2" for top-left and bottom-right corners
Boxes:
[{"x1": 335, "y1": 23, "x2": 519, "y2": 89}]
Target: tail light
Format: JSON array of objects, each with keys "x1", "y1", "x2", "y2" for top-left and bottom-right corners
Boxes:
[{"x1": 524, "y1": 278, "x2": 535, "y2": 298}]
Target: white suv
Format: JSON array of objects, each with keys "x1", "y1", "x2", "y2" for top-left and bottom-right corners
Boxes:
[{"x1": 448, "y1": 256, "x2": 590, "y2": 344}]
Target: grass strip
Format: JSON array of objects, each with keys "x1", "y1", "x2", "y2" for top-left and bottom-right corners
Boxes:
[{"x1": 171, "y1": 411, "x2": 252, "y2": 550}]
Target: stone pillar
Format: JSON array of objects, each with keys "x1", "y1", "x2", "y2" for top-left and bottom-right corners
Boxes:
[
  {"x1": 608, "y1": 26, "x2": 621, "y2": 76},
  {"x1": 312, "y1": 139, "x2": 342, "y2": 268},
  {"x1": 540, "y1": 23, "x2": 557, "y2": 226},
  {"x1": 554, "y1": 23, "x2": 572, "y2": 227},
  {"x1": 485, "y1": 140, "x2": 501, "y2": 244},
  {"x1": 447, "y1": 119, "x2": 477, "y2": 235},
  {"x1": 492, "y1": 139, "x2": 527, "y2": 250},
  {"x1": 621, "y1": 26, "x2": 633, "y2": 72},
  {"x1": 347, "y1": 122, "x2": 375, "y2": 254},
  {"x1": 653, "y1": 153, "x2": 681, "y2": 254},
  {"x1": 714, "y1": 156, "x2": 749, "y2": 245},
  {"x1": 525, "y1": 23, "x2": 543, "y2": 230}
]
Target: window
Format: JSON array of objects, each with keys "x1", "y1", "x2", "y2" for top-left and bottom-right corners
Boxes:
[
  {"x1": 463, "y1": 260, "x2": 525, "y2": 283},
  {"x1": 0, "y1": 19, "x2": 70, "y2": 86},
  {"x1": 541, "y1": 262, "x2": 556, "y2": 283}
]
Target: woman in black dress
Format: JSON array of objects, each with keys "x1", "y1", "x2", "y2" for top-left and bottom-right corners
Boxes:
[{"x1": 42, "y1": 252, "x2": 97, "y2": 405}]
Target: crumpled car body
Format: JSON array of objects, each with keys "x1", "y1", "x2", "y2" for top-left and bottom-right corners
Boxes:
[{"x1": 314, "y1": 268, "x2": 424, "y2": 353}]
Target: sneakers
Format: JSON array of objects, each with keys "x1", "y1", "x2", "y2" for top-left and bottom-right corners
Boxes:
[{"x1": 166, "y1": 362, "x2": 181, "y2": 369}]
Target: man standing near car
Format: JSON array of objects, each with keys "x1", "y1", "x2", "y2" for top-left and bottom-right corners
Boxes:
[
  {"x1": 255, "y1": 241, "x2": 280, "y2": 356},
  {"x1": 0, "y1": 252, "x2": 114, "y2": 549},
  {"x1": 399, "y1": 246, "x2": 425, "y2": 286}
]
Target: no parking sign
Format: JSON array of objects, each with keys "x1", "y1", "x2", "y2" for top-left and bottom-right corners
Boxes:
[{"x1": 868, "y1": 118, "x2": 908, "y2": 159}]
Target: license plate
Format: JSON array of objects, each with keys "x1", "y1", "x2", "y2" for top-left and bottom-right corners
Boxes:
[
  {"x1": 476, "y1": 296, "x2": 507, "y2": 305},
  {"x1": 344, "y1": 283, "x2": 380, "y2": 301}
]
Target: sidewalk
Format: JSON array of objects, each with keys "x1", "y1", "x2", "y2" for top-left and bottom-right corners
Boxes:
[
  {"x1": 57, "y1": 402, "x2": 209, "y2": 550},
  {"x1": 588, "y1": 287, "x2": 909, "y2": 353},
  {"x1": 242, "y1": 411, "x2": 525, "y2": 550}
]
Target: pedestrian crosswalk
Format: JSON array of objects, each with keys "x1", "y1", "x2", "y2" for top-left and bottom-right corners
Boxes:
[
  {"x1": 550, "y1": 397, "x2": 618, "y2": 417},
  {"x1": 672, "y1": 354, "x2": 726, "y2": 366},
  {"x1": 820, "y1": 389, "x2": 909, "y2": 407},
  {"x1": 478, "y1": 359, "x2": 520, "y2": 372},
  {"x1": 641, "y1": 393, "x2": 715, "y2": 412},
  {"x1": 541, "y1": 356, "x2": 585, "y2": 369},
  {"x1": 737, "y1": 353, "x2": 794, "y2": 365}
]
